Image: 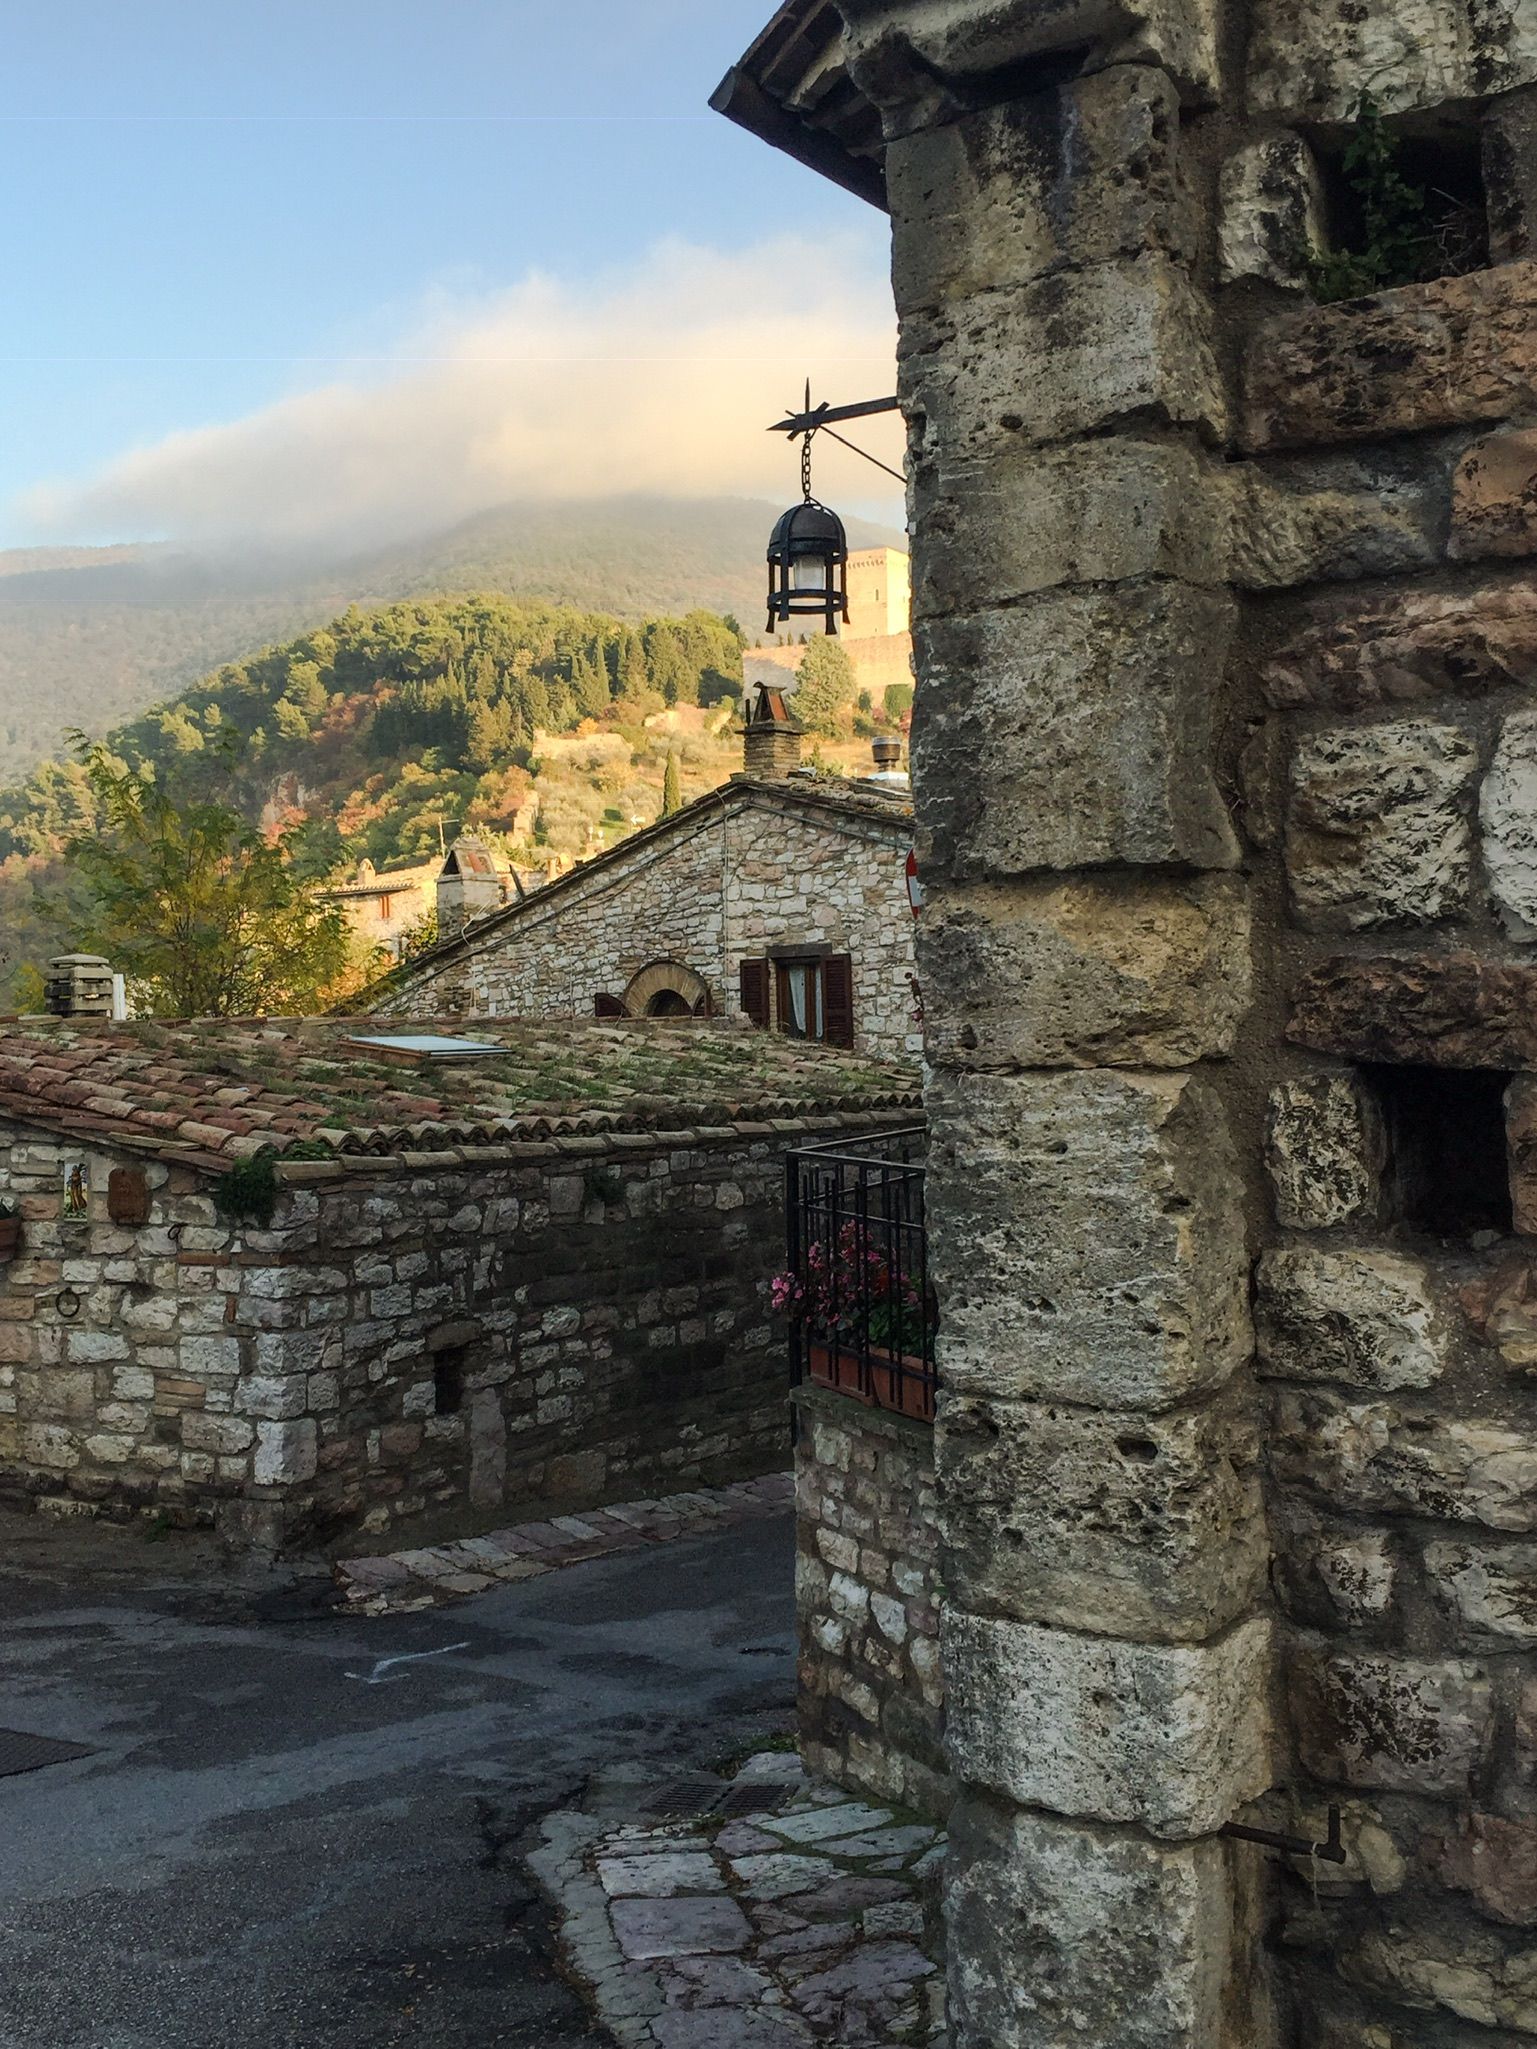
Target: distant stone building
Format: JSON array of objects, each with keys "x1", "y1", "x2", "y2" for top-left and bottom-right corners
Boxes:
[
  {"x1": 366, "y1": 693, "x2": 920, "y2": 1060},
  {"x1": 321, "y1": 858, "x2": 437, "y2": 959},
  {"x1": 0, "y1": 1014, "x2": 917, "y2": 1550}
]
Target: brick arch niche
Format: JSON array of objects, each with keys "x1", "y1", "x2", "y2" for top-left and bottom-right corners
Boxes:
[{"x1": 621, "y1": 959, "x2": 714, "y2": 1019}]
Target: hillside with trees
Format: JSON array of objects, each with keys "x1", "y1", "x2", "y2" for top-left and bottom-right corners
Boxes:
[
  {"x1": 0, "y1": 496, "x2": 904, "y2": 782},
  {"x1": 0, "y1": 593, "x2": 759, "y2": 1005}
]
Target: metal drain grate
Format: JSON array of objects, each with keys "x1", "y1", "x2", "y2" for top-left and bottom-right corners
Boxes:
[
  {"x1": 0, "y1": 1728, "x2": 96, "y2": 1779},
  {"x1": 643, "y1": 1777, "x2": 785, "y2": 1820}
]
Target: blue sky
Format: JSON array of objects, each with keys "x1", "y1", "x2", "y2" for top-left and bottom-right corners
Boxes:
[{"x1": 2, "y1": 0, "x2": 900, "y2": 549}]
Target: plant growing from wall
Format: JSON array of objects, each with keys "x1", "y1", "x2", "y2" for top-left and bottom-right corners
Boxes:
[
  {"x1": 213, "y1": 1151, "x2": 280, "y2": 1230},
  {"x1": 1307, "y1": 95, "x2": 1483, "y2": 303}
]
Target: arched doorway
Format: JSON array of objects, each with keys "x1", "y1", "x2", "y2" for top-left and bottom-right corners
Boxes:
[{"x1": 620, "y1": 959, "x2": 715, "y2": 1018}]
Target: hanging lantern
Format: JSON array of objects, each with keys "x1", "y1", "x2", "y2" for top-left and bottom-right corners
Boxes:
[{"x1": 766, "y1": 396, "x2": 849, "y2": 636}]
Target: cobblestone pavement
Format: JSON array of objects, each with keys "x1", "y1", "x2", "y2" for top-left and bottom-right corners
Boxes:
[
  {"x1": 529, "y1": 1751, "x2": 948, "y2": 2047},
  {"x1": 335, "y1": 1473, "x2": 795, "y2": 1614}
]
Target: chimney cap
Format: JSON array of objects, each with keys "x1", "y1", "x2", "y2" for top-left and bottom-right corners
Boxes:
[{"x1": 741, "y1": 681, "x2": 804, "y2": 735}]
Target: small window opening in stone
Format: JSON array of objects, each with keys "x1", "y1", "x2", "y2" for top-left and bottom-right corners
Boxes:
[
  {"x1": 1311, "y1": 115, "x2": 1487, "y2": 297},
  {"x1": 1367, "y1": 1063, "x2": 1513, "y2": 1237},
  {"x1": 433, "y1": 1347, "x2": 467, "y2": 1416}
]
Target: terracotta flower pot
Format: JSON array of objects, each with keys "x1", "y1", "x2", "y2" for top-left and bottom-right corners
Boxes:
[
  {"x1": 806, "y1": 1339, "x2": 934, "y2": 1422},
  {"x1": 806, "y1": 1341, "x2": 871, "y2": 1404},
  {"x1": 866, "y1": 1348, "x2": 936, "y2": 1423}
]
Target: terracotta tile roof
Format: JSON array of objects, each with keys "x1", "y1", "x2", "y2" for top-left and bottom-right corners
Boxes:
[{"x1": 0, "y1": 1015, "x2": 920, "y2": 1173}]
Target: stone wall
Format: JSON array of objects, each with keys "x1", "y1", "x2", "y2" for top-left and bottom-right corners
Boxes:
[
  {"x1": 0, "y1": 1112, "x2": 910, "y2": 1549},
  {"x1": 820, "y1": 0, "x2": 1537, "y2": 2043},
  {"x1": 379, "y1": 789, "x2": 921, "y2": 1060},
  {"x1": 794, "y1": 1385, "x2": 948, "y2": 1819}
]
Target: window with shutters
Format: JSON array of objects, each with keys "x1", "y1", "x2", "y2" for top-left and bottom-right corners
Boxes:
[
  {"x1": 740, "y1": 957, "x2": 771, "y2": 1028},
  {"x1": 740, "y1": 953, "x2": 854, "y2": 1046}
]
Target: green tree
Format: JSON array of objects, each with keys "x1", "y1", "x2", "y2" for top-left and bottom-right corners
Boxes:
[
  {"x1": 661, "y1": 751, "x2": 683, "y2": 817},
  {"x1": 793, "y1": 636, "x2": 858, "y2": 736},
  {"x1": 62, "y1": 742, "x2": 350, "y2": 1017}
]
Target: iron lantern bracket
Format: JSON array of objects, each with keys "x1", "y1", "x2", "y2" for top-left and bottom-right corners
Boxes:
[
  {"x1": 767, "y1": 394, "x2": 906, "y2": 487},
  {"x1": 1220, "y1": 1804, "x2": 1347, "y2": 1865}
]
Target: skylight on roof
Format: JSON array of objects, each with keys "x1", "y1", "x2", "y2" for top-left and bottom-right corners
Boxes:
[{"x1": 345, "y1": 1034, "x2": 503, "y2": 1062}]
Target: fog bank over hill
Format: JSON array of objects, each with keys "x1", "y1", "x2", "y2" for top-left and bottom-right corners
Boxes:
[{"x1": 0, "y1": 495, "x2": 905, "y2": 782}]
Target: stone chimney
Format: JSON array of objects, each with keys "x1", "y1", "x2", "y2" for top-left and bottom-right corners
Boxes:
[
  {"x1": 741, "y1": 683, "x2": 804, "y2": 780},
  {"x1": 435, "y1": 834, "x2": 506, "y2": 941},
  {"x1": 44, "y1": 954, "x2": 116, "y2": 1019},
  {"x1": 871, "y1": 734, "x2": 902, "y2": 773}
]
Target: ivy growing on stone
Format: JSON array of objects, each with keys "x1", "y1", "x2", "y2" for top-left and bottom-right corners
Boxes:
[
  {"x1": 213, "y1": 1151, "x2": 280, "y2": 1230},
  {"x1": 1308, "y1": 95, "x2": 1483, "y2": 304},
  {"x1": 213, "y1": 1139, "x2": 335, "y2": 1228}
]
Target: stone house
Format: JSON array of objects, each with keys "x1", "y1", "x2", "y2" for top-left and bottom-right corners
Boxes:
[
  {"x1": 365, "y1": 695, "x2": 921, "y2": 1060},
  {"x1": 717, "y1": 1, "x2": 1537, "y2": 2045},
  {"x1": 0, "y1": 1012, "x2": 917, "y2": 1552}
]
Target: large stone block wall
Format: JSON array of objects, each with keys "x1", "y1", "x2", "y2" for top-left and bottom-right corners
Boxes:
[
  {"x1": 794, "y1": 1386, "x2": 948, "y2": 1819},
  {"x1": 382, "y1": 795, "x2": 921, "y2": 1059},
  {"x1": 0, "y1": 1114, "x2": 906, "y2": 1548},
  {"x1": 830, "y1": 0, "x2": 1537, "y2": 2043}
]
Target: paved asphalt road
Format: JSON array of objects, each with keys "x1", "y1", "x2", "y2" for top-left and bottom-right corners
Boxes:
[{"x1": 0, "y1": 1510, "x2": 797, "y2": 2048}]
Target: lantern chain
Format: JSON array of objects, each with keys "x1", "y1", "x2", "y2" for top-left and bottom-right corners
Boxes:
[{"x1": 801, "y1": 428, "x2": 814, "y2": 504}]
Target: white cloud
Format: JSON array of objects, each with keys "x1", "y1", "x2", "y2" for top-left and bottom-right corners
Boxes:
[{"x1": 17, "y1": 234, "x2": 903, "y2": 550}]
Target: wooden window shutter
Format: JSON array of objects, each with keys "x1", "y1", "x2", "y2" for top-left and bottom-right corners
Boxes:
[
  {"x1": 739, "y1": 958, "x2": 770, "y2": 1028},
  {"x1": 823, "y1": 955, "x2": 855, "y2": 1048}
]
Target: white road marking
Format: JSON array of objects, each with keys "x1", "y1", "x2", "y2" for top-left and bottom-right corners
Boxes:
[{"x1": 343, "y1": 1641, "x2": 471, "y2": 1685}]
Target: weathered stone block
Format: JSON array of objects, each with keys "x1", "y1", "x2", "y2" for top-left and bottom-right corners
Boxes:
[
  {"x1": 1271, "y1": 1508, "x2": 1397, "y2": 1632},
  {"x1": 1424, "y1": 1539, "x2": 1537, "y2": 1645},
  {"x1": 841, "y1": 0, "x2": 1221, "y2": 120},
  {"x1": 888, "y1": 65, "x2": 1192, "y2": 314},
  {"x1": 1436, "y1": 1813, "x2": 1537, "y2": 1930},
  {"x1": 1271, "y1": 1387, "x2": 1537, "y2": 1533},
  {"x1": 1227, "y1": 452, "x2": 1443, "y2": 593},
  {"x1": 1459, "y1": 1257, "x2": 1537, "y2": 1372},
  {"x1": 1245, "y1": 263, "x2": 1537, "y2": 451},
  {"x1": 1340, "y1": 1917, "x2": 1537, "y2": 2033},
  {"x1": 1219, "y1": 132, "x2": 1324, "y2": 286},
  {"x1": 912, "y1": 438, "x2": 1227, "y2": 620},
  {"x1": 945, "y1": 1611, "x2": 1273, "y2": 1837},
  {"x1": 1289, "y1": 953, "x2": 1537, "y2": 1068},
  {"x1": 1291, "y1": 1648, "x2": 1492, "y2": 1794},
  {"x1": 938, "y1": 1385, "x2": 1266, "y2": 1641},
  {"x1": 946, "y1": 1797, "x2": 1255, "y2": 2049},
  {"x1": 180, "y1": 1411, "x2": 254, "y2": 1456},
  {"x1": 1450, "y1": 428, "x2": 1537, "y2": 561},
  {"x1": 253, "y1": 1417, "x2": 318, "y2": 1487},
  {"x1": 1266, "y1": 1073, "x2": 1387, "y2": 1228},
  {"x1": 1247, "y1": 0, "x2": 1537, "y2": 120},
  {"x1": 914, "y1": 585, "x2": 1238, "y2": 880},
  {"x1": 1263, "y1": 578, "x2": 1537, "y2": 710},
  {"x1": 900, "y1": 255, "x2": 1226, "y2": 466},
  {"x1": 1255, "y1": 1249, "x2": 1444, "y2": 1391},
  {"x1": 1285, "y1": 722, "x2": 1476, "y2": 931},
  {"x1": 1481, "y1": 710, "x2": 1537, "y2": 938},
  {"x1": 926, "y1": 1069, "x2": 1250, "y2": 1410},
  {"x1": 1486, "y1": 85, "x2": 1537, "y2": 266},
  {"x1": 918, "y1": 875, "x2": 1250, "y2": 1070}
]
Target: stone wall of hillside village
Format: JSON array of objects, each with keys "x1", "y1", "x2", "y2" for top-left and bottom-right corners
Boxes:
[
  {"x1": 794, "y1": 1386, "x2": 948, "y2": 1821},
  {"x1": 0, "y1": 1113, "x2": 913, "y2": 1549},
  {"x1": 385, "y1": 798, "x2": 921, "y2": 1060}
]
